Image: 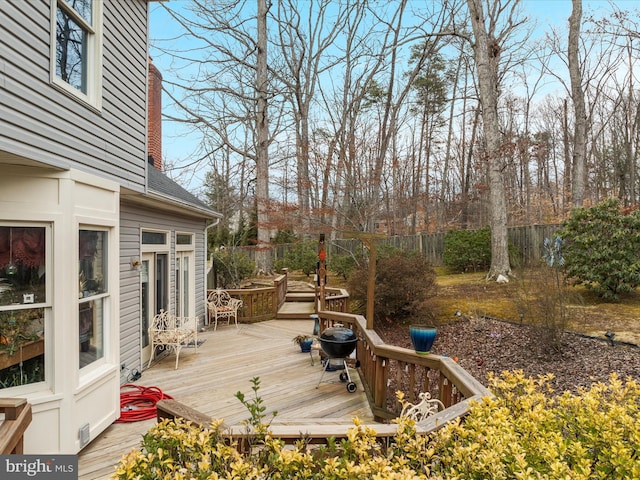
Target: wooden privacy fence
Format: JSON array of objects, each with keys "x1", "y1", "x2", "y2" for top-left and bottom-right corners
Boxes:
[
  {"x1": 238, "y1": 224, "x2": 562, "y2": 267},
  {"x1": 328, "y1": 224, "x2": 562, "y2": 266}
]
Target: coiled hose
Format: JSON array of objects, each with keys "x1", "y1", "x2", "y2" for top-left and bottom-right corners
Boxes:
[{"x1": 116, "y1": 384, "x2": 173, "y2": 423}]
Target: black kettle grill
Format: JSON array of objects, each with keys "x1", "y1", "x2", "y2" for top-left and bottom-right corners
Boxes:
[{"x1": 317, "y1": 326, "x2": 358, "y2": 393}]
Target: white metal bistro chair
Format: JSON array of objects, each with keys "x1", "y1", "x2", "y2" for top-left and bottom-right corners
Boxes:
[{"x1": 206, "y1": 289, "x2": 243, "y2": 330}]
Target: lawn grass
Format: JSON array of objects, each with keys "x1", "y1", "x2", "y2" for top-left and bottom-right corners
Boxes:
[
  {"x1": 284, "y1": 267, "x2": 640, "y2": 346},
  {"x1": 432, "y1": 269, "x2": 640, "y2": 346}
]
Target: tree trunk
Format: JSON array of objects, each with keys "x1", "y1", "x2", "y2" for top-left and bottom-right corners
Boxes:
[
  {"x1": 255, "y1": 0, "x2": 271, "y2": 273},
  {"x1": 467, "y1": 0, "x2": 511, "y2": 279},
  {"x1": 562, "y1": 98, "x2": 572, "y2": 212},
  {"x1": 569, "y1": 0, "x2": 586, "y2": 207}
]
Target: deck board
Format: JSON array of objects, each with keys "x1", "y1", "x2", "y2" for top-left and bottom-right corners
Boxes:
[{"x1": 78, "y1": 319, "x2": 374, "y2": 480}]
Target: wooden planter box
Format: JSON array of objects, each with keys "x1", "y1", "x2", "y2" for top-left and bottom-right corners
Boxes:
[{"x1": 0, "y1": 339, "x2": 44, "y2": 370}]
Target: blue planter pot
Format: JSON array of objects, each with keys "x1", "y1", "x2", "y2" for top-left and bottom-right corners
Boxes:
[
  {"x1": 300, "y1": 339, "x2": 313, "y2": 353},
  {"x1": 409, "y1": 325, "x2": 437, "y2": 354}
]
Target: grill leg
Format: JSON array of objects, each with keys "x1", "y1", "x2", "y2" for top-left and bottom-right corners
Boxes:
[
  {"x1": 316, "y1": 359, "x2": 331, "y2": 388},
  {"x1": 343, "y1": 361, "x2": 351, "y2": 382}
]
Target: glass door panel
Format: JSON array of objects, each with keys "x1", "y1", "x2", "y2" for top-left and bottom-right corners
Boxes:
[
  {"x1": 176, "y1": 253, "x2": 192, "y2": 317},
  {"x1": 141, "y1": 253, "x2": 168, "y2": 367}
]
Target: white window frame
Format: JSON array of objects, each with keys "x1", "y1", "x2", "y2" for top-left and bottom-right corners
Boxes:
[
  {"x1": 141, "y1": 229, "x2": 171, "y2": 314},
  {"x1": 78, "y1": 226, "x2": 110, "y2": 374},
  {"x1": 51, "y1": 0, "x2": 103, "y2": 109},
  {"x1": 175, "y1": 232, "x2": 195, "y2": 317},
  {"x1": 0, "y1": 223, "x2": 52, "y2": 396},
  {"x1": 141, "y1": 229, "x2": 170, "y2": 251}
]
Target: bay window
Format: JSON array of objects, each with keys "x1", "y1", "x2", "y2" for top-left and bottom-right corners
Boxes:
[{"x1": 0, "y1": 226, "x2": 48, "y2": 390}]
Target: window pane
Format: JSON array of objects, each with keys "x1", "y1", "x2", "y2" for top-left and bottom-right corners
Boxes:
[
  {"x1": 0, "y1": 227, "x2": 46, "y2": 307},
  {"x1": 156, "y1": 254, "x2": 168, "y2": 313},
  {"x1": 176, "y1": 234, "x2": 193, "y2": 245},
  {"x1": 79, "y1": 299, "x2": 104, "y2": 367},
  {"x1": 141, "y1": 260, "x2": 150, "y2": 349},
  {"x1": 0, "y1": 308, "x2": 45, "y2": 389},
  {"x1": 56, "y1": 5, "x2": 87, "y2": 93},
  {"x1": 175, "y1": 261, "x2": 180, "y2": 316},
  {"x1": 79, "y1": 230, "x2": 106, "y2": 297},
  {"x1": 142, "y1": 231, "x2": 166, "y2": 245},
  {"x1": 66, "y1": 0, "x2": 92, "y2": 25},
  {"x1": 78, "y1": 229, "x2": 107, "y2": 368},
  {"x1": 182, "y1": 256, "x2": 189, "y2": 316}
]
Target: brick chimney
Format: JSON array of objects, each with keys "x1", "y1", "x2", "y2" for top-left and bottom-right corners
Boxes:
[{"x1": 148, "y1": 57, "x2": 163, "y2": 171}]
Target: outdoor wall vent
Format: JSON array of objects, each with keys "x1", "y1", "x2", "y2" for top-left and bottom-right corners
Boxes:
[{"x1": 79, "y1": 423, "x2": 91, "y2": 448}]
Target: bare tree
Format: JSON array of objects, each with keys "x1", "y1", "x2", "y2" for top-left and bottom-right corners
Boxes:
[
  {"x1": 153, "y1": 0, "x2": 280, "y2": 272},
  {"x1": 255, "y1": 0, "x2": 271, "y2": 273},
  {"x1": 568, "y1": 0, "x2": 587, "y2": 207},
  {"x1": 466, "y1": 0, "x2": 527, "y2": 279},
  {"x1": 272, "y1": 0, "x2": 356, "y2": 236}
]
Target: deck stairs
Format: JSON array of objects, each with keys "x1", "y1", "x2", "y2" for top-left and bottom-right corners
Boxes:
[{"x1": 277, "y1": 287, "x2": 316, "y2": 320}]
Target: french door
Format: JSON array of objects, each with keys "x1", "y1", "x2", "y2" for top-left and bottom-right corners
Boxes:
[{"x1": 141, "y1": 252, "x2": 168, "y2": 367}]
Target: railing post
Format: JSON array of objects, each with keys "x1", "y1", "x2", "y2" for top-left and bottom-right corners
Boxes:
[
  {"x1": 374, "y1": 355, "x2": 387, "y2": 411},
  {"x1": 0, "y1": 398, "x2": 32, "y2": 454},
  {"x1": 439, "y1": 372, "x2": 453, "y2": 408}
]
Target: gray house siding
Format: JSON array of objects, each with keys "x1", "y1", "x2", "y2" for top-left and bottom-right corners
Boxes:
[
  {"x1": 120, "y1": 201, "x2": 209, "y2": 376},
  {"x1": 0, "y1": 1, "x2": 147, "y2": 190}
]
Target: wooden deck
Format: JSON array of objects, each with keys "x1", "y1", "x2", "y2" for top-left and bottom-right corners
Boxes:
[{"x1": 78, "y1": 319, "x2": 373, "y2": 480}]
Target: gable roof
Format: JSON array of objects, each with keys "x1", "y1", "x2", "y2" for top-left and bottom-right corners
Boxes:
[{"x1": 146, "y1": 166, "x2": 222, "y2": 219}]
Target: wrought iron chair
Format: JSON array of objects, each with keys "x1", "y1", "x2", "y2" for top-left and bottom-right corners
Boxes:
[{"x1": 206, "y1": 289, "x2": 243, "y2": 330}]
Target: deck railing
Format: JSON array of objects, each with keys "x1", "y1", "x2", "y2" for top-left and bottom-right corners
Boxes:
[
  {"x1": 200, "y1": 272, "x2": 490, "y2": 445},
  {"x1": 214, "y1": 271, "x2": 289, "y2": 323},
  {"x1": 315, "y1": 311, "x2": 490, "y2": 426},
  {"x1": 317, "y1": 287, "x2": 350, "y2": 313},
  {"x1": 0, "y1": 398, "x2": 32, "y2": 454},
  {"x1": 159, "y1": 304, "x2": 490, "y2": 448}
]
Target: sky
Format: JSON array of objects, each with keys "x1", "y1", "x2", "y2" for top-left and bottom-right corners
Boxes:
[{"x1": 147, "y1": 0, "x2": 621, "y2": 195}]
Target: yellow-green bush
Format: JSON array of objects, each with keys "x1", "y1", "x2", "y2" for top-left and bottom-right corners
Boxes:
[
  {"x1": 431, "y1": 371, "x2": 640, "y2": 479},
  {"x1": 112, "y1": 372, "x2": 640, "y2": 480}
]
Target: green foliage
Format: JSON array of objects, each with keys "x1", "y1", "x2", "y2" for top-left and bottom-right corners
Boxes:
[
  {"x1": 235, "y1": 377, "x2": 277, "y2": 446},
  {"x1": 239, "y1": 209, "x2": 258, "y2": 246},
  {"x1": 113, "y1": 372, "x2": 640, "y2": 480},
  {"x1": 443, "y1": 227, "x2": 492, "y2": 273},
  {"x1": 210, "y1": 248, "x2": 255, "y2": 288},
  {"x1": 328, "y1": 252, "x2": 363, "y2": 280},
  {"x1": 431, "y1": 371, "x2": 640, "y2": 479},
  {"x1": 273, "y1": 239, "x2": 318, "y2": 277},
  {"x1": 207, "y1": 224, "x2": 231, "y2": 251},
  {"x1": 558, "y1": 198, "x2": 640, "y2": 300},
  {"x1": 347, "y1": 246, "x2": 437, "y2": 326}
]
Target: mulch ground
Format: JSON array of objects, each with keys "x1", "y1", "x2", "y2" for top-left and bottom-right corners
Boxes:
[{"x1": 376, "y1": 316, "x2": 640, "y2": 395}]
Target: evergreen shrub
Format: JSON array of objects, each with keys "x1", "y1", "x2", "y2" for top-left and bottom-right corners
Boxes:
[
  {"x1": 558, "y1": 198, "x2": 640, "y2": 300},
  {"x1": 273, "y1": 239, "x2": 318, "y2": 277},
  {"x1": 442, "y1": 227, "x2": 491, "y2": 272},
  {"x1": 328, "y1": 251, "x2": 363, "y2": 280},
  {"x1": 210, "y1": 248, "x2": 255, "y2": 288}
]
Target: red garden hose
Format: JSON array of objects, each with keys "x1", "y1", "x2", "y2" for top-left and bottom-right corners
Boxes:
[{"x1": 116, "y1": 384, "x2": 173, "y2": 423}]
